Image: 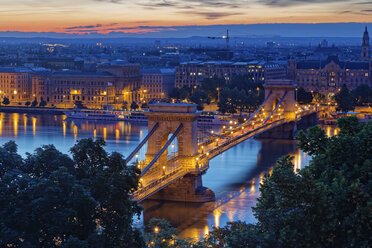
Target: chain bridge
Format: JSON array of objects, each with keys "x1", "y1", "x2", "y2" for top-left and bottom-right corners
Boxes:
[{"x1": 128, "y1": 80, "x2": 319, "y2": 203}]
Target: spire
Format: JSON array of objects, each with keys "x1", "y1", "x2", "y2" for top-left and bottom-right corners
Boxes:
[{"x1": 361, "y1": 25, "x2": 370, "y2": 59}]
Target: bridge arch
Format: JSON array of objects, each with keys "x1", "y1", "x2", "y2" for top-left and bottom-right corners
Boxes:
[{"x1": 263, "y1": 79, "x2": 296, "y2": 120}]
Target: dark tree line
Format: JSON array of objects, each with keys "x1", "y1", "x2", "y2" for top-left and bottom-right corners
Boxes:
[{"x1": 0, "y1": 138, "x2": 143, "y2": 248}]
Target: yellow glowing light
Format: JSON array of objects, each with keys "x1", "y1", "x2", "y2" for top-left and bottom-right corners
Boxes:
[
  {"x1": 13, "y1": 90, "x2": 17, "y2": 94},
  {"x1": 154, "y1": 227, "x2": 159, "y2": 233}
]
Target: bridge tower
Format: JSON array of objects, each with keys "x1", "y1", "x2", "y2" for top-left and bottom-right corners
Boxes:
[
  {"x1": 263, "y1": 79, "x2": 296, "y2": 120},
  {"x1": 142, "y1": 103, "x2": 215, "y2": 202}
]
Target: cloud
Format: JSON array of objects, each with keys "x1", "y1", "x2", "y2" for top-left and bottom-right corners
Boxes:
[
  {"x1": 92, "y1": 0, "x2": 124, "y2": 4},
  {"x1": 179, "y1": 11, "x2": 244, "y2": 20},
  {"x1": 138, "y1": 0, "x2": 243, "y2": 10},
  {"x1": 66, "y1": 24, "x2": 102, "y2": 30},
  {"x1": 261, "y1": 0, "x2": 352, "y2": 7}
]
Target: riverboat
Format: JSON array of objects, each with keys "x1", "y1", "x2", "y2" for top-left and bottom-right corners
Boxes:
[{"x1": 64, "y1": 109, "x2": 123, "y2": 121}]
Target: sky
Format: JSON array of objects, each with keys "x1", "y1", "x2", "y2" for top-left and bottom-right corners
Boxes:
[{"x1": 0, "y1": 0, "x2": 371, "y2": 36}]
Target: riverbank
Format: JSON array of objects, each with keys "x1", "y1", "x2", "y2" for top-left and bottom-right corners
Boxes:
[{"x1": 0, "y1": 106, "x2": 68, "y2": 115}]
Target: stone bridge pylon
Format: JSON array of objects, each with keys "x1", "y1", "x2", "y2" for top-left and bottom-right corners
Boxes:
[
  {"x1": 262, "y1": 79, "x2": 296, "y2": 120},
  {"x1": 141, "y1": 103, "x2": 215, "y2": 202}
]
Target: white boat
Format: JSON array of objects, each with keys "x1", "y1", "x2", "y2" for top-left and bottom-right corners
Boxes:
[
  {"x1": 122, "y1": 111, "x2": 148, "y2": 123},
  {"x1": 197, "y1": 111, "x2": 234, "y2": 126},
  {"x1": 64, "y1": 109, "x2": 123, "y2": 121}
]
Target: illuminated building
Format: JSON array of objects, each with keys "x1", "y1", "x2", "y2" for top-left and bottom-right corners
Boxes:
[
  {"x1": 175, "y1": 61, "x2": 286, "y2": 88},
  {"x1": 287, "y1": 28, "x2": 372, "y2": 96},
  {"x1": 141, "y1": 68, "x2": 175, "y2": 100},
  {"x1": 0, "y1": 68, "x2": 31, "y2": 103},
  {"x1": 31, "y1": 62, "x2": 142, "y2": 108},
  {"x1": 287, "y1": 55, "x2": 372, "y2": 96},
  {"x1": 32, "y1": 71, "x2": 116, "y2": 108}
]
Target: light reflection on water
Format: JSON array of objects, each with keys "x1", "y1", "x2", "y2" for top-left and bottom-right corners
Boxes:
[
  {"x1": 140, "y1": 138, "x2": 313, "y2": 240},
  {"x1": 0, "y1": 112, "x2": 148, "y2": 157},
  {"x1": 0, "y1": 112, "x2": 338, "y2": 240}
]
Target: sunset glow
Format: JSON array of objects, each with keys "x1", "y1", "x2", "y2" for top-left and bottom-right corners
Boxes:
[{"x1": 0, "y1": 0, "x2": 371, "y2": 35}]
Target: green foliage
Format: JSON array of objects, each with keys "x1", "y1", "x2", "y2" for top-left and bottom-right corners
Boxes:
[
  {"x1": 145, "y1": 218, "x2": 196, "y2": 248},
  {"x1": 2, "y1": 97, "x2": 10, "y2": 105},
  {"x1": 351, "y1": 84, "x2": 372, "y2": 106},
  {"x1": 335, "y1": 84, "x2": 355, "y2": 113},
  {"x1": 190, "y1": 90, "x2": 210, "y2": 110},
  {"x1": 169, "y1": 86, "x2": 193, "y2": 100},
  {"x1": 25, "y1": 101, "x2": 31, "y2": 106},
  {"x1": 73, "y1": 100, "x2": 85, "y2": 109},
  {"x1": 229, "y1": 75, "x2": 263, "y2": 94},
  {"x1": 141, "y1": 102, "x2": 149, "y2": 109},
  {"x1": 251, "y1": 116, "x2": 372, "y2": 247},
  {"x1": 39, "y1": 99, "x2": 47, "y2": 107},
  {"x1": 313, "y1": 92, "x2": 325, "y2": 103},
  {"x1": 296, "y1": 126, "x2": 329, "y2": 155},
  {"x1": 296, "y1": 87, "x2": 313, "y2": 104},
  {"x1": 31, "y1": 99, "x2": 38, "y2": 107},
  {"x1": 0, "y1": 138, "x2": 143, "y2": 248},
  {"x1": 199, "y1": 76, "x2": 226, "y2": 101},
  {"x1": 218, "y1": 86, "x2": 262, "y2": 114},
  {"x1": 131, "y1": 101, "x2": 139, "y2": 110}
]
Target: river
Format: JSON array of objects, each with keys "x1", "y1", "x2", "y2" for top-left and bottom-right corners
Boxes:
[{"x1": 0, "y1": 112, "x2": 338, "y2": 240}]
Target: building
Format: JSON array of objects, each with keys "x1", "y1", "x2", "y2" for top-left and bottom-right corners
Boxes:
[
  {"x1": 141, "y1": 68, "x2": 175, "y2": 100},
  {"x1": 97, "y1": 62, "x2": 142, "y2": 104},
  {"x1": 32, "y1": 71, "x2": 116, "y2": 108},
  {"x1": 30, "y1": 62, "x2": 142, "y2": 108},
  {"x1": 175, "y1": 61, "x2": 286, "y2": 88},
  {"x1": 287, "y1": 28, "x2": 372, "y2": 96},
  {"x1": 362, "y1": 26, "x2": 370, "y2": 60},
  {"x1": 0, "y1": 67, "x2": 31, "y2": 104},
  {"x1": 287, "y1": 55, "x2": 372, "y2": 96}
]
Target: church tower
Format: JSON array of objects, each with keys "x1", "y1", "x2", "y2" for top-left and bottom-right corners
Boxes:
[{"x1": 361, "y1": 26, "x2": 370, "y2": 60}]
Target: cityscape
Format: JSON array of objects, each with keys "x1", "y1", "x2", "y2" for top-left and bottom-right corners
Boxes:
[{"x1": 0, "y1": 0, "x2": 372, "y2": 247}]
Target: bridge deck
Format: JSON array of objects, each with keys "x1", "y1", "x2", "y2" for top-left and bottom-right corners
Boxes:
[{"x1": 131, "y1": 102, "x2": 316, "y2": 202}]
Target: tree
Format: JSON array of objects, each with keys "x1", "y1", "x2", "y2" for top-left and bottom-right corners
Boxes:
[
  {"x1": 217, "y1": 87, "x2": 251, "y2": 114},
  {"x1": 351, "y1": 84, "x2": 372, "y2": 106},
  {"x1": 141, "y1": 102, "x2": 149, "y2": 109},
  {"x1": 74, "y1": 101, "x2": 85, "y2": 109},
  {"x1": 0, "y1": 138, "x2": 144, "y2": 248},
  {"x1": 335, "y1": 84, "x2": 355, "y2": 113},
  {"x1": 39, "y1": 99, "x2": 47, "y2": 107},
  {"x1": 169, "y1": 86, "x2": 193, "y2": 101},
  {"x1": 229, "y1": 74, "x2": 263, "y2": 95},
  {"x1": 2, "y1": 97, "x2": 10, "y2": 105},
  {"x1": 217, "y1": 88, "x2": 237, "y2": 114},
  {"x1": 145, "y1": 218, "x2": 196, "y2": 248},
  {"x1": 131, "y1": 101, "x2": 139, "y2": 110},
  {"x1": 31, "y1": 99, "x2": 38, "y2": 107},
  {"x1": 190, "y1": 90, "x2": 210, "y2": 110},
  {"x1": 296, "y1": 87, "x2": 313, "y2": 104},
  {"x1": 313, "y1": 92, "x2": 325, "y2": 103},
  {"x1": 121, "y1": 101, "x2": 128, "y2": 110},
  {"x1": 249, "y1": 116, "x2": 372, "y2": 247},
  {"x1": 199, "y1": 76, "x2": 226, "y2": 101},
  {"x1": 25, "y1": 101, "x2": 31, "y2": 107}
]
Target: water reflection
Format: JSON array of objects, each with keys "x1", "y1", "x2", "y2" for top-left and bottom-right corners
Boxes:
[
  {"x1": 0, "y1": 112, "x2": 147, "y2": 156},
  {"x1": 141, "y1": 139, "x2": 312, "y2": 240},
  {"x1": 142, "y1": 139, "x2": 310, "y2": 239}
]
